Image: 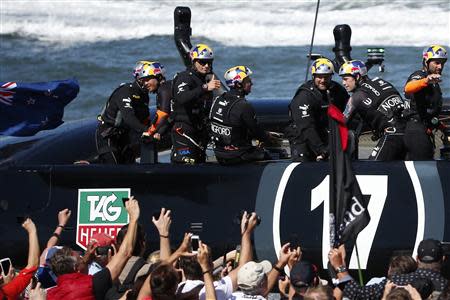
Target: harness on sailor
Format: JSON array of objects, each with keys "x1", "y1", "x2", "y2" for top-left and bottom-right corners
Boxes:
[
  {"x1": 209, "y1": 92, "x2": 246, "y2": 147},
  {"x1": 359, "y1": 78, "x2": 406, "y2": 140}
]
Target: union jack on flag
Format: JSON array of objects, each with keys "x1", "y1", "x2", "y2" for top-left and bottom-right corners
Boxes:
[{"x1": 0, "y1": 82, "x2": 17, "y2": 106}]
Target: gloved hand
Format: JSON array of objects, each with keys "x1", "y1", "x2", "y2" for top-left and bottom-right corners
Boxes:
[{"x1": 316, "y1": 150, "x2": 329, "y2": 161}]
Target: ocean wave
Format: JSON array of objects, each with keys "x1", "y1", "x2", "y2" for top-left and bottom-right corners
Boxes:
[{"x1": 2, "y1": 0, "x2": 449, "y2": 47}]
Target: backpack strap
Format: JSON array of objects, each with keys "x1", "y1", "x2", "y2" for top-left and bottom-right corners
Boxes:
[{"x1": 117, "y1": 257, "x2": 146, "y2": 292}]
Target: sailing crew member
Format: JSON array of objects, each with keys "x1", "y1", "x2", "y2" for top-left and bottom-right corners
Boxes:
[
  {"x1": 96, "y1": 61, "x2": 166, "y2": 164},
  {"x1": 339, "y1": 60, "x2": 409, "y2": 160},
  {"x1": 209, "y1": 66, "x2": 272, "y2": 165},
  {"x1": 403, "y1": 45, "x2": 447, "y2": 160},
  {"x1": 146, "y1": 78, "x2": 173, "y2": 141},
  {"x1": 285, "y1": 58, "x2": 349, "y2": 162},
  {"x1": 170, "y1": 43, "x2": 221, "y2": 164}
]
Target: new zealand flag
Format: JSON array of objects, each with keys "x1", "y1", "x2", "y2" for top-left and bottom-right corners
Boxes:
[
  {"x1": 0, "y1": 79, "x2": 79, "y2": 136},
  {"x1": 328, "y1": 103, "x2": 370, "y2": 246}
]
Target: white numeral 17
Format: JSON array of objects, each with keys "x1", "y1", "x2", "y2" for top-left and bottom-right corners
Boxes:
[{"x1": 311, "y1": 175, "x2": 388, "y2": 269}]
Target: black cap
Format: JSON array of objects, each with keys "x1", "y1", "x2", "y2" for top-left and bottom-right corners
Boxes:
[
  {"x1": 417, "y1": 239, "x2": 443, "y2": 263},
  {"x1": 290, "y1": 261, "x2": 317, "y2": 289}
]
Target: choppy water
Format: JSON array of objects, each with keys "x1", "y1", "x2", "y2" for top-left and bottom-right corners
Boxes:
[{"x1": 1, "y1": 0, "x2": 449, "y2": 121}]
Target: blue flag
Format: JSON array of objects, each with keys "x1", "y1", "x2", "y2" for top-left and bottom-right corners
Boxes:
[{"x1": 0, "y1": 79, "x2": 79, "y2": 136}]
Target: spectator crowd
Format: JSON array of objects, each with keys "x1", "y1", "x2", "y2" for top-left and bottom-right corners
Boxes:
[{"x1": 0, "y1": 198, "x2": 448, "y2": 300}]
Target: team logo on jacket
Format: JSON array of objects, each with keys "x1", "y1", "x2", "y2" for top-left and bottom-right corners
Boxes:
[
  {"x1": 76, "y1": 188, "x2": 130, "y2": 250},
  {"x1": 177, "y1": 82, "x2": 188, "y2": 94},
  {"x1": 211, "y1": 122, "x2": 231, "y2": 136},
  {"x1": 299, "y1": 104, "x2": 310, "y2": 117}
]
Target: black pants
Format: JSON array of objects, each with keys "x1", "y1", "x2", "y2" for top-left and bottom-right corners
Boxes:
[
  {"x1": 369, "y1": 133, "x2": 407, "y2": 161},
  {"x1": 290, "y1": 142, "x2": 318, "y2": 162},
  {"x1": 214, "y1": 146, "x2": 267, "y2": 165},
  {"x1": 95, "y1": 125, "x2": 139, "y2": 164},
  {"x1": 170, "y1": 122, "x2": 207, "y2": 164},
  {"x1": 404, "y1": 119, "x2": 434, "y2": 160}
]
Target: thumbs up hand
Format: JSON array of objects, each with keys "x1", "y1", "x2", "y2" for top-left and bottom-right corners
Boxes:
[{"x1": 207, "y1": 74, "x2": 221, "y2": 91}]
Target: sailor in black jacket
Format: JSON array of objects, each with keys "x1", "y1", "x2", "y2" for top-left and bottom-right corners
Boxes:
[
  {"x1": 403, "y1": 45, "x2": 447, "y2": 160},
  {"x1": 170, "y1": 44, "x2": 221, "y2": 164},
  {"x1": 96, "y1": 61, "x2": 166, "y2": 164},
  {"x1": 339, "y1": 60, "x2": 408, "y2": 160},
  {"x1": 286, "y1": 58, "x2": 349, "y2": 162},
  {"x1": 209, "y1": 66, "x2": 272, "y2": 165}
]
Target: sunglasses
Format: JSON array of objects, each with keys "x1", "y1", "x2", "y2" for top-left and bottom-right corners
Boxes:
[{"x1": 196, "y1": 60, "x2": 213, "y2": 66}]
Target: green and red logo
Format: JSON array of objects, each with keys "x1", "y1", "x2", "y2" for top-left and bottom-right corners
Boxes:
[{"x1": 76, "y1": 188, "x2": 130, "y2": 250}]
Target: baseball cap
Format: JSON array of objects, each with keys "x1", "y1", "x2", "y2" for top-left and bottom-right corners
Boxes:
[
  {"x1": 90, "y1": 233, "x2": 115, "y2": 247},
  {"x1": 290, "y1": 261, "x2": 318, "y2": 289},
  {"x1": 237, "y1": 260, "x2": 272, "y2": 291},
  {"x1": 417, "y1": 239, "x2": 443, "y2": 263}
]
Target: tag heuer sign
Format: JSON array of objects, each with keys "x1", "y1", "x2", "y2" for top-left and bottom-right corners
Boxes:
[{"x1": 76, "y1": 188, "x2": 130, "y2": 250}]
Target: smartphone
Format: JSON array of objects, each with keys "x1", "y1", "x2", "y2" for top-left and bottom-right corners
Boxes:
[
  {"x1": 191, "y1": 235, "x2": 200, "y2": 254},
  {"x1": 0, "y1": 258, "x2": 11, "y2": 276},
  {"x1": 96, "y1": 246, "x2": 114, "y2": 256},
  {"x1": 31, "y1": 276, "x2": 38, "y2": 289}
]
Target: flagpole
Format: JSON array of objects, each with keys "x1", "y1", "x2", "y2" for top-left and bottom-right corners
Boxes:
[{"x1": 355, "y1": 243, "x2": 364, "y2": 286}]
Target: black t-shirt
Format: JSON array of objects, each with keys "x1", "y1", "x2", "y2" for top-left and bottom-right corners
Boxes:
[{"x1": 93, "y1": 267, "x2": 112, "y2": 300}]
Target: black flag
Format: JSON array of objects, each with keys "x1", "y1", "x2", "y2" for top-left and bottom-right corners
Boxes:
[{"x1": 328, "y1": 104, "x2": 370, "y2": 246}]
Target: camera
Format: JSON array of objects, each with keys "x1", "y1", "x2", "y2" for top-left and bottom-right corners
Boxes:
[
  {"x1": 235, "y1": 210, "x2": 261, "y2": 226},
  {"x1": 191, "y1": 235, "x2": 200, "y2": 254},
  {"x1": 96, "y1": 246, "x2": 114, "y2": 256}
]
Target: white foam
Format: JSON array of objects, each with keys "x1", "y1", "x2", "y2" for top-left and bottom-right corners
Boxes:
[{"x1": 1, "y1": 0, "x2": 449, "y2": 47}]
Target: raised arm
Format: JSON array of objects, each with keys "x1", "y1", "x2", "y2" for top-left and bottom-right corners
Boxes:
[
  {"x1": 198, "y1": 241, "x2": 216, "y2": 300},
  {"x1": 266, "y1": 243, "x2": 293, "y2": 297},
  {"x1": 47, "y1": 209, "x2": 71, "y2": 248},
  {"x1": 22, "y1": 218, "x2": 39, "y2": 269},
  {"x1": 152, "y1": 207, "x2": 172, "y2": 261},
  {"x1": 227, "y1": 211, "x2": 259, "y2": 290},
  {"x1": 106, "y1": 196, "x2": 140, "y2": 281}
]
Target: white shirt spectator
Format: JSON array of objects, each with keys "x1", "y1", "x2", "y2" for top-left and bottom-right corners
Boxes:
[
  {"x1": 229, "y1": 291, "x2": 266, "y2": 300},
  {"x1": 177, "y1": 276, "x2": 233, "y2": 300}
]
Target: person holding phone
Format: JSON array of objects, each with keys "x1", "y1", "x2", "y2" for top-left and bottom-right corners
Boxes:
[
  {"x1": 0, "y1": 218, "x2": 40, "y2": 300},
  {"x1": 46, "y1": 197, "x2": 141, "y2": 300}
]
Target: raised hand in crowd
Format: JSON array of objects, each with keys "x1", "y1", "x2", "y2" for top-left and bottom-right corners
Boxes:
[
  {"x1": 197, "y1": 241, "x2": 217, "y2": 300},
  {"x1": 39, "y1": 208, "x2": 72, "y2": 267},
  {"x1": 0, "y1": 218, "x2": 40, "y2": 300},
  {"x1": 0, "y1": 266, "x2": 15, "y2": 286},
  {"x1": 79, "y1": 239, "x2": 98, "y2": 273},
  {"x1": 278, "y1": 274, "x2": 290, "y2": 299},
  {"x1": 266, "y1": 242, "x2": 294, "y2": 296},
  {"x1": 241, "y1": 211, "x2": 259, "y2": 236},
  {"x1": 22, "y1": 218, "x2": 40, "y2": 269},
  {"x1": 167, "y1": 232, "x2": 195, "y2": 264},
  {"x1": 152, "y1": 207, "x2": 172, "y2": 260},
  {"x1": 106, "y1": 196, "x2": 140, "y2": 281},
  {"x1": 29, "y1": 282, "x2": 47, "y2": 300},
  {"x1": 288, "y1": 246, "x2": 302, "y2": 269}
]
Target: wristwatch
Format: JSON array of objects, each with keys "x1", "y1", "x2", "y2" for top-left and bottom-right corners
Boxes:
[
  {"x1": 335, "y1": 265, "x2": 347, "y2": 274},
  {"x1": 202, "y1": 83, "x2": 208, "y2": 91}
]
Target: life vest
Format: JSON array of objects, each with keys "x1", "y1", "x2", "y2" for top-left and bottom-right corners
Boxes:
[
  {"x1": 172, "y1": 70, "x2": 211, "y2": 129},
  {"x1": 47, "y1": 273, "x2": 95, "y2": 300},
  {"x1": 405, "y1": 69, "x2": 442, "y2": 123},
  {"x1": 209, "y1": 92, "x2": 247, "y2": 147},
  {"x1": 359, "y1": 77, "x2": 405, "y2": 119}
]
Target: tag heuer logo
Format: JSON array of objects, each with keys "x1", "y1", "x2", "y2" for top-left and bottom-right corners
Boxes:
[{"x1": 76, "y1": 188, "x2": 130, "y2": 250}]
